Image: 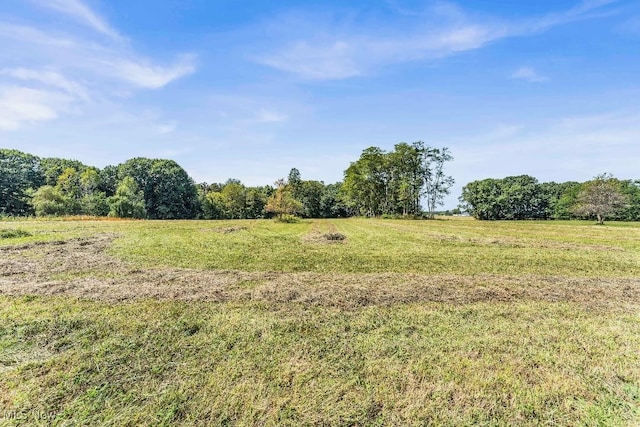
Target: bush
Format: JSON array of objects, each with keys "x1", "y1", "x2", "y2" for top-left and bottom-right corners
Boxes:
[
  {"x1": 0, "y1": 228, "x2": 32, "y2": 239},
  {"x1": 275, "y1": 214, "x2": 300, "y2": 223}
]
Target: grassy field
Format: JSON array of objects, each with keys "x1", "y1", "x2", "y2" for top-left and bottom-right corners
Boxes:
[{"x1": 1, "y1": 217, "x2": 639, "y2": 425}]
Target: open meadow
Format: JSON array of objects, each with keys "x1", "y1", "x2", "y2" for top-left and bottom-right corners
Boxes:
[{"x1": 1, "y1": 217, "x2": 639, "y2": 426}]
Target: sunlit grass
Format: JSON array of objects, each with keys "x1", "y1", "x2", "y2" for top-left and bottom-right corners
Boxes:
[
  {"x1": 101, "y1": 217, "x2": 640, "y2": 276},
  {"x1": 1, "y1": 297, "x2": 639, "y2": 426},
  {"x1": 1, "y1": 217, "x2": 639, "y2": 425}
]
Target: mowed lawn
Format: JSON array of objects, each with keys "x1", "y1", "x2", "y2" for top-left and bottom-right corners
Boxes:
[{"x1": 1, "y1": 217, "x2": 639, "y2": 426}]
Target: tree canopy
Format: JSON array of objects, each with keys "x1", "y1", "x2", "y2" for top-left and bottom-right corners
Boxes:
[
  {"x1": 0, "y1": 149, "x2": 44, "y2": 216},
  {"x1": 342, "y1": 142, "x2": 454, "y2": 218},
  {"x1": 460, "y1": 174, "x2": 638, "y2": 222},
  {"x1": 6, "y1": 146, "x2": 640, "y2": 223},
  {"x1": 571, "y1": 174, "x2": 629, "y2": 224}
]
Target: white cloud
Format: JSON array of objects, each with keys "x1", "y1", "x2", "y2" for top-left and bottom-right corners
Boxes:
[
  {"x1": 0, "y1": 86, "x2": 72, "y2": 130},
  {"x1": 0, "y1": 0, "x2": 197, "y2": 131},
  {"x1": 157, "y1": 122, "x2": 177, "y2": 135},
  {"x1": 449, "y1": 110, "x2": 640, "y2": 200},
  {"x1": 256, "y1": 1, "x2": 618, "y2": 80},
  {"x1": 0, "y1": 23, "x2": 77, "y2": 48},
  {"x1": 256, "y1": 24, "x2": 507, "y2": 80},
  {"x1": 260, "y1": 40, "x2": 360, "y2": 80},
  {"x1": 1, "y1": 2, "x2": 196, "y2": 90},
  {"x1": 0, "y1": 68, "x2": 89, "y2": 99},
  {"x1": 255, "y1": 109, "x2": 289, "y2": 123},
  {"x1": 29, "y1": 0, "x2": 121, "y2": 40},
  {"x1": 523, "y1": 0, "x2": 619, "y2": 33},
  {"x1": 106, "y1": 55, "x2": 197, "y2": 89},
  {"x1": 511, "y1": 67, "x2": 548, "y2": 83}
]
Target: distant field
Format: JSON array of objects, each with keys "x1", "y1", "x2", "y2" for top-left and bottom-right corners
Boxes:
[{"x1": 1, "y1": 217, "x2": 639, "y2": 425}]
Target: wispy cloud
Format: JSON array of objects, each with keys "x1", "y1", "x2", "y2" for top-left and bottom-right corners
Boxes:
[
  {"x1": 105, "y1": 54, "x2": 197, "y2": 89},
  {"x1": 157, "y1": 122, "x2": 177, "y2": 135},
  {"x1": 255, "y1": 109, "x2": 289, "y2": 123},
  {"x1": 256, "y1": 20, "x2": 507, "y2": 80},
  {"x1": 0, "y1": 23, "x2": 77, "y2": 48},
  {"x1": 28, "y1": 0, "x2": 121, "y2": 40},
  {"x1": 255, "y1": 0, "x2": 619, "y2": 80},
  {"x1": 526, "y1": 0, "x2": 619, "y2": 32},
  {"x1": 0, "y1": 86, "x2": 72, "y2": 130},
  {"x1": 0, "y1": 67, "x2": 89, "y2": 99},
  {"x1": 511, "y1": 67, "x2": 548, "y2": 83},
  {"x1": 452, "y1": 110, "x2": 640, "y2": 184},
  {"x1": 260, "y1": 40, "x2": 360, "y2": 80},
  {"x1": 0, "y1": 0, "x2": 196, "y2": 130}
]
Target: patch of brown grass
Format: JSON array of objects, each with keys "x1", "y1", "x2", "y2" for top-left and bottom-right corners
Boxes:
[
  {"x1": 302, "y1": 220, "x2": 347, "y2": 244},
  {"x1": 2, "y1": 236, "x2": 638, "y2": 311}
]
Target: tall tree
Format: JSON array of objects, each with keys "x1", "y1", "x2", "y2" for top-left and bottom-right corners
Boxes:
[
  {"x1": 220, "y1": 179, "x2": 247, "y2": 219},
  {"x1": 288, "y1": 168, "x2": 302, "y2": 195},
  {"x1": 572, "y1": 174, "x2": 629, "y2": 225},
  {"x1": 298, "y1": 180, "x2": 325, "y2": 218},
  {"x1": 0, "y1": 149, "x2": 44, "y2": 215},
  {"x1": 343, "y1": 147, "x2": 390, "y2": 216},
  {"x1": 40, "y1": 157, "x2": 88, "y2": 186},
  {"x1": 422, "y1": 147, "x2": 454, "y2": 219},
  {"x1": 617, "y1": 180, "x2": 640, "y2": 221},
  {"x1": 117, "y1": 158, "x2": 199, "y2": 219},
  {"x1": 343, "y1": 143, "x2": 454, "y2": 218},
  {"x1": 265, "y1": 179, "x2": 302, "y2": 219},
  {"x1": 389, "y1": 142, "x2": 423, "y2": 216},
  {"x1": 459, "y1": 178, "x2": 504, "y2": 220},
  {"x1": 30, "y1": 186, "x2": 68, "y2": 216},
  {"x1": 55, "y1": 167, "x2": 82, "y2": 214},
  {"x1": 548, "y1": 181, "x2": 582, "y2": 219},
  {"x1": 321, "y1": 182, "x2": 351, "y2": 218},
  {"x1": 108, "y1": 176, "x2": 147, "y2": 219}
]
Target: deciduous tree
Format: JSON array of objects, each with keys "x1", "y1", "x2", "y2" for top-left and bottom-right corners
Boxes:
[
  {"x1": 572, "y1": 174, "x2": 628, "y2": 225},
  {"x1": 265, "y1": 179, "x2": 302, "y2": 219},
  {"x1": 0, "y1": 149, "x2": 44, "y2": 216},
  {"x1": 108, "y1": 176, "x2": 146, "y2": 219}
]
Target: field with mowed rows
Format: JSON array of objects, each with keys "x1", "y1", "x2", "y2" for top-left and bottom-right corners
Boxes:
[{"x1": 1, "y1": 217, "x2": 639, "y2": 426}]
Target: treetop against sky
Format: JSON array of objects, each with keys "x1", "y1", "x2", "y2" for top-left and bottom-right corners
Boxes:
[{"x1": 0, "y1": 0, "x2": 639, "y2": 208}]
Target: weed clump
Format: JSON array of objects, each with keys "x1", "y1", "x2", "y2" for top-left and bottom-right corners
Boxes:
[
  {"x1": 275, "y1": 214, "x2": 300, "y2": 223},
  {"x1": 0, "y1": 228, "x2": 31, "y2": 239},
  {"x1": 219, "y1": 226, "x2": 247, "y2": 234},
  {"x1": 323, "y1": 232, "x2": 346, "y2": 241}
]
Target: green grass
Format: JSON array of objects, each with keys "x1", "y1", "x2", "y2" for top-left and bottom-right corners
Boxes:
[
  {"x1": 1, "y1": 217, "x2": 640, "y2": 425},
  {"x1": 1, "y1": 297, "x2": 639, "y2": 426},
  {"x1": 6, "y1": 217, "x2": 636, "y2": 276},
  {"x1": 0, "y1": 229, "x2": 31, "y2": 239},
  {"x1": 108, "y1": 218, "x2": 640, "y2": 276}
]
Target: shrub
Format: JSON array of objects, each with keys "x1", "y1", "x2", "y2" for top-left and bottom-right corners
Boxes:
[{"x1": 275, "y1": 214, "x2": 300, "y2": 223}]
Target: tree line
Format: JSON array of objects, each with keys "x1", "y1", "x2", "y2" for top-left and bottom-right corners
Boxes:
[
  {"x1": 459, "y1": 174, "x2": 639, "y2": 223},
  {"x1": 1, "y1": 144, "x2": 454, "y2": 220}
]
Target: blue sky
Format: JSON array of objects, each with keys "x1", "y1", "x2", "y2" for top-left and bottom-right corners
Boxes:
[{"x1": 1, "y1": 0, "x2": 639, "y2": 207}]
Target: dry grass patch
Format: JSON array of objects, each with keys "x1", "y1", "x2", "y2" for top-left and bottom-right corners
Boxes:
[
  {"x1": 302, "y1": 219, "x2": 347, "y2": 244},
  {"x1": 1, "y1": 236, "x2": 639, "y2": 311}
]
